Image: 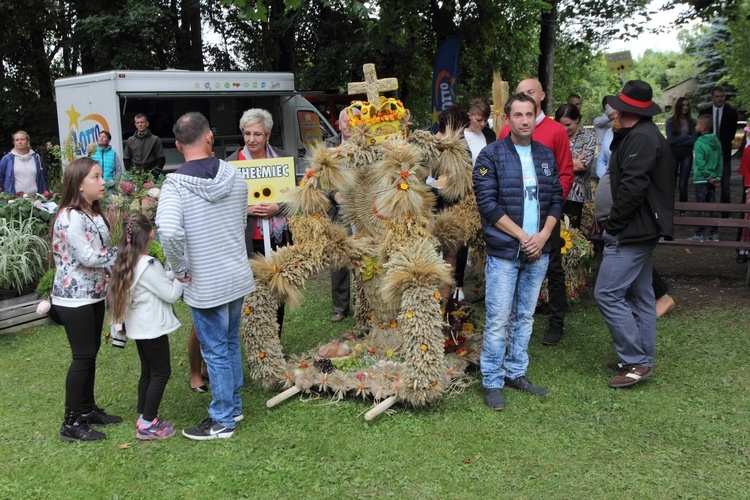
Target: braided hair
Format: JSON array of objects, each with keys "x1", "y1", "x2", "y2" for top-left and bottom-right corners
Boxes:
[{"x1": 109, "y1": 212, "x2": 153, "y2": 323}]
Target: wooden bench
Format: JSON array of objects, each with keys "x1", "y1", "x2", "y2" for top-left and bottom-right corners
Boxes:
[
  {"x1": 661, "y1": 202, "x2": 750, "y2": 286},
  {"x1": 0, "y1": 293, "x2": 49, "y2": 334}
]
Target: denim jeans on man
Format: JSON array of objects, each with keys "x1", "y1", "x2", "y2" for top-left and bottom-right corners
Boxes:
[
  {"x1": 594, "y1": 238, "x2": 658, "y2": 367},
  {"x1": 694, "y1": 182, "x2": 719, "y2": 238},
  {"x1": 190, "y1": 297, "x2": 244, "y2": 428},
  {"x1": 481, "y1": 254, "x2": 549, "y2": 389}
]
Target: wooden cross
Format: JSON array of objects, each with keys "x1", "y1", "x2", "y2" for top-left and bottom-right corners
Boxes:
[{"x1": 348, "y1": 64, "x2": 398, "y2": 104}]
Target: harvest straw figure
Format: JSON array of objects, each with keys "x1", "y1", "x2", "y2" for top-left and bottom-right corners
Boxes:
[{"x1": 241, "y1": 64, "x2": 488, "y2": 419}]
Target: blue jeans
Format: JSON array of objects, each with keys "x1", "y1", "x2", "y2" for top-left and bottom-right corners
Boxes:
[
  {"x1": 190, "y1": 297, "x2": 244, "y2": 428},
  {"x1": 481, "y1": 254, "x2": 549, "y2": 389},
  {"x1": 594, "y1": 240, "x2": 657, "y2": 367},
  {"x1": 694, "y1": 183, "x2": 718, "y2": 237}
]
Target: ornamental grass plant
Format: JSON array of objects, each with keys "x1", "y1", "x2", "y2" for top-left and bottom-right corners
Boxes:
[
  {"x1": 1, "y1": 272, "x2": 748, "y2": 498},
  {"x1": 0, "y1": 214, "x2": 50, "y2": 296}
]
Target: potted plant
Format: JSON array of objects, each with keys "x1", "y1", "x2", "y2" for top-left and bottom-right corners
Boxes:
[{"x1": 0, "y1": 214, "x2": 50, "y2": 300}]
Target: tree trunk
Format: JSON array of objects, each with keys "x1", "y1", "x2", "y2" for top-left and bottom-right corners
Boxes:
[
  {"x1": 268, "y1": 0, "x2": 296, "y2": 72},
  {"x1": 176, "y1": 0, "x2": 203, "y2": 70},
  {"x1": 538, "y1": 0, "x2": 557, "y2": 115}
]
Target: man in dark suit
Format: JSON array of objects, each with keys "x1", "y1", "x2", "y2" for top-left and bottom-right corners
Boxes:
[{"x1": 700, "y1": 85, "x2": 738, "y2": 206}]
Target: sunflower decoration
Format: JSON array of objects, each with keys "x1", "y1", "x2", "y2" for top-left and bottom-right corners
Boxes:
[
  {"x1": 538, "y1": 215, "x2": 595, "y2": 304},
  {"x1": 560, "y1": 228, "x2": 573, "y2": 254}
]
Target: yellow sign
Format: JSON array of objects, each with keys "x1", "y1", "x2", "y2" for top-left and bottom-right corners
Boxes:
[
  {"x1": 229, "y1": 157, "x2": 295, "y2": 205},
  {"x1": 606, "y1": 51, "x2": 635, "y2": 74},
  {"x1": 297, "y1": 110, "x2": 323, "y2": 145}
]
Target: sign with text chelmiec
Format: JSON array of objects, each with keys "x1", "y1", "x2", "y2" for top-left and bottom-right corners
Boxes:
[
  {"x1": 606, "y1": 51, "x2": 635, "y2": 74},
  {"x1": 230, "y1": 157, "x2": 295, "y2": 205}
]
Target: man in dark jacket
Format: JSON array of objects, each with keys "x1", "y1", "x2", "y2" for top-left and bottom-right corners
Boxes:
[
  {"x1": 473, "y1": 93, "x2": 563, "y2": 411},
  {"x1": 699, "y1": 85, "x2": 738, "y2": 205},
  {"x1": 123, "y1": 113, "x2": 166, "y2": 176},
  {"x1": 594, "y1": 80, "x2": 674, "y2": 389}
]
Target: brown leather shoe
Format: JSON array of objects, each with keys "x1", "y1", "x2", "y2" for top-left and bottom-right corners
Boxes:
[
  {"x1": 605, "y1": 359, "x2": 625, "y2": 372},
  {"x1": 608, "y1": 365, "x2": 652, "y2": 388},
  {"x1": 331, "y1": 313, "x2": 346, "y2": 323}
]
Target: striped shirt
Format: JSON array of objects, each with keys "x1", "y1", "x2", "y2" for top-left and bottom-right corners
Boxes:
[{"x1": 156, "y1": 158, "x2": 254, "y2": 308}]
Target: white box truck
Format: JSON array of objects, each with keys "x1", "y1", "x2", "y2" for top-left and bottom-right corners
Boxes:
[{"x1": 54, "y1": 70, "x2": 336, "y2": 176}]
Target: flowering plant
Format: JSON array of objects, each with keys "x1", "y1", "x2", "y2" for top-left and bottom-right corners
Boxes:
[
  {"x1": 0, "y1": 191, "x2": 60, "y2": 237},
  {"x1": 539, "y1": 215, "x2": 595, "y2": 304},
  {"x1": 103, "y1": 173, "x2": 163, "y2": 242},
  {"x1": 441, "y1": 296, "x2": 478, "y2": 357}
]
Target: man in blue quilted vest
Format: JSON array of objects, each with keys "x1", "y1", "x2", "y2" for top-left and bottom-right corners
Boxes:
[{"x1": 473, "y1": 93, "x2": 563, "y2": 411}]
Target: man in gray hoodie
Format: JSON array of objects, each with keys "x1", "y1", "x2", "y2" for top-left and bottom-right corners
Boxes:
[{"x1": 156, "y1": 112, "x2": 255, "y2": 440}]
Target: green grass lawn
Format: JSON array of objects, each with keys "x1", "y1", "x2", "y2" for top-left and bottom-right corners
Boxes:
[{"x1": 1, "y1": 274, "x2": 748, "y2": 498}]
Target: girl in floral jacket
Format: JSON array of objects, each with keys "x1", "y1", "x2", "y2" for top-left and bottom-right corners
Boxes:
[{"x1": 51, "y1": 157, "x2": 121, "y2": 442}]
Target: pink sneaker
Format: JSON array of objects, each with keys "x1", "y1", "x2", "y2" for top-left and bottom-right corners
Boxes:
[{"x1": 136, "y1": 418, "x2": 176, "y2": 440}]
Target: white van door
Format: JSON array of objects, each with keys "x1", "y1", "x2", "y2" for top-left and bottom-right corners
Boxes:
[{"x1": 289, "y1": 95, "x2": 337, "y2": 179}]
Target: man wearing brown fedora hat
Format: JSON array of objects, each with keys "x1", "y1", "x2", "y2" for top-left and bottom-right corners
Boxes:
[{"x1": 594, "y1": 80, "x2": 674, "y2": 388}]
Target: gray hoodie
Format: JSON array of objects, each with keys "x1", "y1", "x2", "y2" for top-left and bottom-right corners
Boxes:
[{"x1": 156, "y1": 157, "x2": 254, "y2": 308}]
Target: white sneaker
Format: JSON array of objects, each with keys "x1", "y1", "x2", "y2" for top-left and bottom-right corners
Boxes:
[
  {"x1": 688, "y1": 235, "x2": 704, "y2": 242},
  {"x1": 708, "y1": 234, "x2": 720, "y2": 241}
]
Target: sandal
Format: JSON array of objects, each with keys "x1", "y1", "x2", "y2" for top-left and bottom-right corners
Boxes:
[{"x1": 189, "y1": 382, "x2": 208, "y2": 393}]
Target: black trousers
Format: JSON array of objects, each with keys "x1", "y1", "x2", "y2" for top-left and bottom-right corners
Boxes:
[
  {"x1": 55, "y1": 301, "x2": 105, "y2": 415},
  {"x1": 547, "y1": 219, "x2": 567, "y2": 332},
  {"x1": 331, "y1": 266, "x2": 351, "y2": 315},
  {"x1": 454, "y1": 245, "x2": 469, "y2": 288},
  {"x1": 135, "y1": 335, "x2": 171, "y2": 421},
  {"x1": 652, "y1": 268, "x2": 669, "y2": 300},
  {"x1": 720, "y1": 157, "x2": 732, "y2": 206}
]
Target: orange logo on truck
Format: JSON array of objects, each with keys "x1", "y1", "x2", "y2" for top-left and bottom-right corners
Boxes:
[{"x1": 64, "y1": 104, "x2": 110, "y2": 158}]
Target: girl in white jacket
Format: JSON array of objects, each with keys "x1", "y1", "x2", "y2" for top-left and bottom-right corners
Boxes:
[{"x1": 109, "y1": 213, "x2": 186, "y2": 440}]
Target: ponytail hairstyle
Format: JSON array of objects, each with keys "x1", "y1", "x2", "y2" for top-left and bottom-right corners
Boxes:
[{"x1": 109, "y1": 212, "x2": 153, "y2": 323}]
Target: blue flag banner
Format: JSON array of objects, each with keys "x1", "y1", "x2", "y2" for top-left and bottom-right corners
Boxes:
[{"x1": 430, "y1": 36, "x2": 460, "y2": 134}]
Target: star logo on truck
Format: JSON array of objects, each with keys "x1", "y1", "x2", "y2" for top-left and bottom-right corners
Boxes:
[{"x1": 66, "y1": 104, "x2": 82, "y2": 129}]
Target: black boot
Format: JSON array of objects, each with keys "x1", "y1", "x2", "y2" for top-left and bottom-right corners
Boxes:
[{"x1": 60, "y1": 409, "x2": 106, "y2": 443}]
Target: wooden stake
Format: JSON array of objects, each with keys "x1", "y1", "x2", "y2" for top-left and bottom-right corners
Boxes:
[
  {"x1": 364, "y1": 395, "x2": 398, "y2": 421},
  {"x1": 492, "y1": 71, "x2": 509, "y2": 134},
  {"x1": 266, "y1": 386, "x2": 302, "y2": 408}
]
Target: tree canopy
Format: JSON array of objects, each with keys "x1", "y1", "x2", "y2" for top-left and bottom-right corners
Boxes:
[{"x1": 2, "y1": 0, "x2": 741, "y2": 153}]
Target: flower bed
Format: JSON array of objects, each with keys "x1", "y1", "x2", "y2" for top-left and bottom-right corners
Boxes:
[{"x1": 103, "y1": 174, "x2": 162, "y2": 242}]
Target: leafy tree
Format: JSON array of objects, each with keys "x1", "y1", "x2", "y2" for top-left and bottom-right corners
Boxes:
[
  {"x1": 0, "y1": 0, "x2": 65, "y2": 148},
  {"x1": 552, "y1": 39, "x2": 621, "y2": 122},
  {"x1": 632, "y1": 49, "x2": 699, "y2": 99},
  {"x1": 0, "y1": 0, "x2": 205, "y2": 149},
  {"x1": 537, "y1": 0, "x2": 652, "y2": 112},
  {"x1": 691, "y1": 16, "x2": 731, "y2": 109},
  {"x1": 220, "y1": 0, "x2": 544, "y2": 127},
  {"x1": 724, "y1": 0, "x2": 750, "y2": 112}
]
